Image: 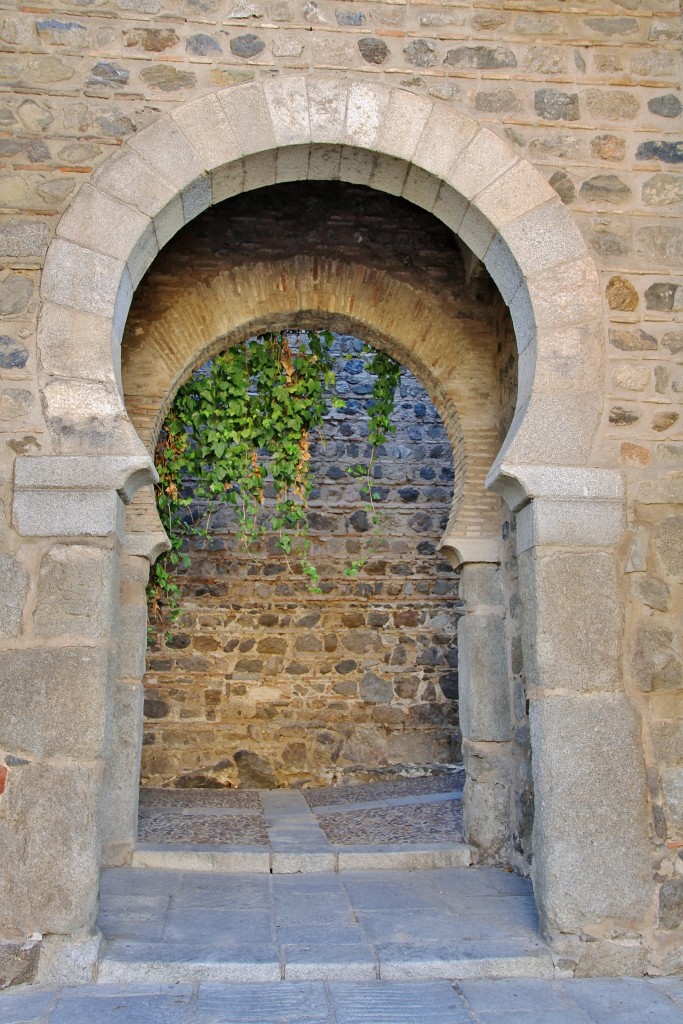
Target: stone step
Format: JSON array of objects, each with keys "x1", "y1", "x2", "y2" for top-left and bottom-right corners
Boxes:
[
  {"x1": 131, "y1": 842, "x2": 472, "y2": 874},
  {"x1": 96, "y1": 939, "x2": 555, "y2": 985}
]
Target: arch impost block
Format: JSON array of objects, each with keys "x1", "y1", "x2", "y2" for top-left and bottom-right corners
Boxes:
[
  {"x1": 124, "y1": 531, "x2": 171, "y2": 564},
  {"x1": 437, "y1": 535, "x2": 500, "y2": 569},
  {"x1": 488, "y1": 464, "x2": 626, "y2": 552},
  {"x1": 12, "y1": 456, "x2": 157, "y2": 538}
]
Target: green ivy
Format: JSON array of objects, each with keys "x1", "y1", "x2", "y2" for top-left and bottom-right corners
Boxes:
[{"x1": 149, "y1": 332, "x2": 401, "y2": 624}]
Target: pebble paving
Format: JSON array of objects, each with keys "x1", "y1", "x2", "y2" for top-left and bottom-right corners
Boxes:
[
  {"x1": 137, "y1": 811, "x2": 269, "y2": 846},
  {"x1": 137, "y1": 777, "x2": 464, "y2": 850},
  {"x1": 315, "y1": 801, "x2": 463, "y2": 846},
  {"x1": 304, "y1": 775, "x2": 463, "y2": 808},
  {"x1": 1, "y1": 978, "x2": 682, "y2": 1023}
]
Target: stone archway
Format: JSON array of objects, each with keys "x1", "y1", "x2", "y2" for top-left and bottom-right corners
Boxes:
[{"x1": 10, "y1": 76, "x2": 653, "y2": 971}]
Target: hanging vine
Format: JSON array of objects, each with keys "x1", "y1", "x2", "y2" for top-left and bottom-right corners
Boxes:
[{"x1": 149, "y1": 332, "x2": 401, "y2": 625}]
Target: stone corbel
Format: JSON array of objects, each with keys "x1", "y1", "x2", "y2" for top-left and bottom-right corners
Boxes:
[
  {"x1": 486, "y1": 463, "x2": 626, "y2": 552},
  {"x1": 437, "y1": 534, "x2": 500, "y2": 570},
  {"x1": 12, "y1": 455, "x2": 157, "y2": 538}
]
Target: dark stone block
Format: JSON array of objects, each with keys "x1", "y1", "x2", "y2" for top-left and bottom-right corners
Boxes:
[
  {"x1": 398, "y1": 486, "x2": 420, "y2": 502},
  {"x1": 358, "y1": 37, "x2": 389, "y2": 65},
  {"x1": 144, "y1": 697, "x2": 170, "y2": 719},
  {"x1": 349, "y1": 510, "x2": 370, "y2": 532},
  {"x1": 579, "y1": 174, "x2": 631, "y2": 204},
  {"x1": 659, "y1": 878, "x2": 683, "y2": 930},
  {"x1": 336, "y1": 9, "x2": 364, "y2": 25},
  {"x1": 636, "y1": 141, "x2": 683, "y2": 164},
  {"x1": 403, "y1": 39, "x2": 437, "y2": 67},
  {"x1": 187, "y1": 32, "x2": 222, "y2": 55},
  {"x1": 444, "y1": 45, "x2": 516, "y2": 69},
  {"x1": 0, "y1": 941, "x2": 40, "y2": 989},
  {"x1": 0, "y1": 336, "x2": 29, "y2": 369},
  {"x1": 609, "y1": 328, "x2": 658, "y2": 351},
  {"x1": 335, "y1": 659, "x2": 357, "y2": 674},
  {"x1": 647, "y1": 94, "x2": 683, "y2": 118},
  {"x1": 645, "y1": 283, "x2": 677, "y2": 311},
  {"x1": 534, "y1": 89, "x2": 580, "y2": 121},
  {"x1": 439, "y1": 672, "x2": 459, "y2": 700},
  {"x1": 609, "y1": 406, "x2": 640, "y2": 425},
  {"x1": 230, "y1": 33, "x2": 265, "y2": 58},
  {"x1": 87, "y1": 61, "x2": 129, "y2": 87}
]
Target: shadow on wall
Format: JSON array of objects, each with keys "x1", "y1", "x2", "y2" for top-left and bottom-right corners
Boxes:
[{"x1": 143, "y1": 333, "x2": 462, "y2": 788}]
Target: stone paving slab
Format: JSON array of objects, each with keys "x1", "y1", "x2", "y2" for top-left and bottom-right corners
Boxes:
[
  {"x1": 96, "y1": 866, "x2": 554, "y2": 984},
  {"x1": 2, "y1": 979, "x2": 683, "y2": 1023}
]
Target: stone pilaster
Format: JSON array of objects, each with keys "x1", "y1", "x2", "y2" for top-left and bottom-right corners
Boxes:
[{"x1": 491, "y1": 464, "x2": 654, "y2": 969}]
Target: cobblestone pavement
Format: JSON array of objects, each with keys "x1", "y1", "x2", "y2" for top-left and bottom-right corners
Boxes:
[
  {"x1": 137, "y1": 778, "x2": 464, "y2": 851},
  {"x1": 2, "y1": 977, "x2": 682, "y2": 1023},
  {"x1": 315, "y1": 801, "x2": 463, "y2": 846}
]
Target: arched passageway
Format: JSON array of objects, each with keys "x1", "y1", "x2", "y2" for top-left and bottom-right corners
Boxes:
[{"x1": 7, "y1": 77, "x2": 652, "y2": 974}]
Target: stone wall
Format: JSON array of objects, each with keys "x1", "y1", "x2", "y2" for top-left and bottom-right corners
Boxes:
[
  {"x1": 143, "y1": 335, "x2": 463, "y2": 788},
  {"x1": 0, "y1": 0, "x2": 681, "y2": 977}
]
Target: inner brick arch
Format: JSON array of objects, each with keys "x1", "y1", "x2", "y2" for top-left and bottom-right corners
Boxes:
[
  {"x1": 122, "y1": 256, "x2": 505, "y2": 557},
  {"x1": 17, "y1": 76, "x2": 655, "y2": 966}
]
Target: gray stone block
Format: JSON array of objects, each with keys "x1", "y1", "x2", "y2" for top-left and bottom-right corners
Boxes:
[
  {"x1": 530, "y1": 693, "x2": 652, "y2": 937},
  {"x1": 265, "y1": 76, "x2": 310, "y2": 147},
  {"x1": 34, "y1": 544, "x2": 116, "y2": 639},
  {"x1": 518, "y1": 550, "x2": 623, "y2": 694},
  {"x1": 460, "y1": 564, "x2": 504, "y2": 609},
  {"x1": 117, "y1": 603, "x2": 148, "y2": 679},
  {"x1": 448, "y1": 128, "x2": 518, "y2": 202},
  {"x1": 458, "y1": 614, "x2": 512, "y2": 742},
  {"x1": 0, "y1": 553, "x2": 28, "y2": 638},
  {"x1": 345, "y1": 81, "x2": 390, "y2": 150},
  {"x1": 462, "y1": 740, "x2": 513, "y2": 859},
  {"x1": 414, "y1": 106, "x2": 478, "y2": 181},
  {"x1": 0, "y1": 646, "x2": 112, "y2": 760},
  {"x1": 283, "y1": 943, "x2": 377, "y2": 980},
  {"x1": 517, "y1": 497, "x2": 625, "y2": 553},
  {"x1": 0, "y1": 761, "x2": 101, "y2": 934},
  {"x1": 219, "y1": 83, "x2": 276, "y2": 157},
  {"x1": 38, "y1": 302, "x2": 116, "y2": 384},
  {"x1": 37, "y1": 933, "x2": 100, "y2": 987},
  {"x1": 661, "y1": 768, "x2": 683, "y2": 829},
  {"x1": 329, "y1": 980, "x2": 473, "y2": 1023},
  {"x1": 14, "y1": 455, "x2": 156, "y2": 501},
  {"x1": 41, "y1": 238, "x2": 125, "y2": 319},
  {"x1": 171, "y1": 93, "x2": 241, "y2": 171},
  {"x1": 128, "y1": 118, "x2": 206, "y2": 194},
  {"x1": 101, "y1": 680, "x2": 144, "y2": 862},
  {"x1": 13, "y1": 489, "x2": 121, "y2": 538},
  {"x1": 499, "y1": 198, "x2": 587, "y2": 278},
  {"x1": 56, "y1": 184, "x2": 155, "y2": 273},
  {"x1": 379, "y1": 89, "x2": 432, "y2": 163},
  {"x1": 0, "y1": 940, "x2": 40, "y2": 990}
]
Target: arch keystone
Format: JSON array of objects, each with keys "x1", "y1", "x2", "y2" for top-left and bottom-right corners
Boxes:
[
  {"x1": 307, "y1": 77, "x2": 349, "y2": 143},
  {"x1": 265, "y1": 76, "x2": 311, "y2": 147},
  {"x1": 346, "y1": 81, "x2": 391, "y2": 150}
]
